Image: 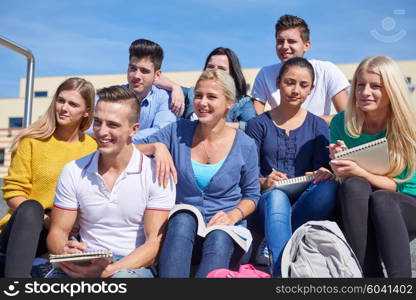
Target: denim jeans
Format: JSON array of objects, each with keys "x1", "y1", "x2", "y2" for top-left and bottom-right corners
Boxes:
[
  {"x1": 158, "y1": 211, "x2": 237, "y2": 278},
  {"x1": 44, "y1": 254, "x2": 154, "y2": 278},
  {"x1": 253, "y1": 179, "x2": 338, "y2": 276}
]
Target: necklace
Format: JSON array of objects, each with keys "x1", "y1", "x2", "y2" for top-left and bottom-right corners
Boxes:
[{"x1": 201, "y1": 139, "x2": 212, "y2": 164}]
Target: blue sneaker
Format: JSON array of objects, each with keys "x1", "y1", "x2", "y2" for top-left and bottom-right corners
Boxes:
[{"x1": 255, "y1": 238, "x2": 271, "y2": 266}]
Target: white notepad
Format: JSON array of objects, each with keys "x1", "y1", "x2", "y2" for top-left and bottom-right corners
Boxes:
[
  {"x1": 264, "y1": 174, "x2": 316, "y2": 199},
  {"x1": 49, "y1": 250, "x2": 113, "y2": 264},
  {"x1": 334, "y1": 137, "x2": 389, "y2": 175}
]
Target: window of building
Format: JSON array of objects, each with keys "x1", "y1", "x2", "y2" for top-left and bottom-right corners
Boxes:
[
  {"x1": 34, "y1": 91, "x2": 48, "y2": 97},
  {"x1": 9, "y1": 117, "x2": 23, "y2": 128},
  {"x1": 0, "y1": 149, "x2": 4, "y2": 165}
]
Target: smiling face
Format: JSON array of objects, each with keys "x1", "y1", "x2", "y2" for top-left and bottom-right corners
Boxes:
[
  {"x1": 355, "y1": 69, "x2": 390, "y2": 114},
  {"x1": 278, "y1": 65, "x2": 314, "y2": 107},
  {"x1": 276, "y1": 27, "x2": 311, "y2": 62},
  {"x1": 55, "y1": 90, "x2": 89, "y2": 129},
  {"x1": 205, "y1": 55, "x2": 230, "y2": 74},
  {"x1": 93, "y1": 101, "x2": 138, "y2": 157},
  {"x1": 193, "y1": 79, "x2": 232, "y2": 124},
  {"x1": 127, "y1": 56, "x2": 160, "y2": 99}
]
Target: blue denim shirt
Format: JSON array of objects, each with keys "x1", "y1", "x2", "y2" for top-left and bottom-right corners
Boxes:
[
  {"x1": 182, "y1": 86, "x2": 257, "y2": 130},
  {"x1": 130, "y1": 85, "x2": 177, "y2": 143},
  {"x1": 139, "y1": 120, "x2": 260, "y2": 224}
]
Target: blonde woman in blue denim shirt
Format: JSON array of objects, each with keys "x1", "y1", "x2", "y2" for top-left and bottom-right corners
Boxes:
[{"x1": 137, "y1": 69, "x2": 260, "y2": 277}]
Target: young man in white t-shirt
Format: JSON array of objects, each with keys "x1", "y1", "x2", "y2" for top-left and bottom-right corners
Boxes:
[
  {"x1": 47, "y1": 86, "x2": 175, "y2": 278},
  {"x1": 252, "y1": 14, "x2": 350, "y2": 125}
]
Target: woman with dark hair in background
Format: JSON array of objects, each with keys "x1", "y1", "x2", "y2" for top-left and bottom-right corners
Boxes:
[{"x1": 156, "y1": 47, "x2": 257, "y2": 130}]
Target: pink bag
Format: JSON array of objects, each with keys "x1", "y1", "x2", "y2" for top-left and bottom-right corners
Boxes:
[{"x1": 206, "y1": 264, "x2": 271, "y2": 278}]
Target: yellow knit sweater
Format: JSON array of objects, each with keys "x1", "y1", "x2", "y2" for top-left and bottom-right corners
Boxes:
[{"x1": 0, "y1": 134, "x2": 97, "y2": 228}]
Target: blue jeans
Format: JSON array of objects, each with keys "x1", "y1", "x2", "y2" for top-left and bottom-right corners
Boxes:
[
  {"x1": 254, "y1": 180, "x2": 338, "y2": 276},
  {"x1": 158, "y1": 211, "x2": 237, "y2": 278},
  {"x1": 44, "y1": 254, "x2": 154, "y2": 278}
]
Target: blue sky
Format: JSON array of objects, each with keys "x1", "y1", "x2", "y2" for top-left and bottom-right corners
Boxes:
[{"x1": 0, "y1": 0, "x2": 415, "y2": 98}]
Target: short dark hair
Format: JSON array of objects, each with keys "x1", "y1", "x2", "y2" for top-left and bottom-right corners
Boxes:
[
  {"x1": 97, "y1": 85, "x2": 141, "y2": 124},
  {"x1": 203, "y1": 47, "x2": 247, "y2": 98},
  {"x1": 275, "y1": 14, "x2": 310, "y2": 42},
  {"x1": 128, "y1": 39, "x2": 164, "y2": 70},
  {"x1": 277, "y1": 57, "x2": 315, "y2": 86}
]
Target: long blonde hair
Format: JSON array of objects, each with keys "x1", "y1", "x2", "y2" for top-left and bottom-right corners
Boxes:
[
  {"x1": 10, "y1": 77, "x2": 95, "y2": 153},
  {"x1": 345, "y1": 56, "x2": 416, "y2": 181}
]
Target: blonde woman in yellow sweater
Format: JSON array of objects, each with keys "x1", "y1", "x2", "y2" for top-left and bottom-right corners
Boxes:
[{"x1": 0, "y1": 77, "x2": 97, "y2": 277}]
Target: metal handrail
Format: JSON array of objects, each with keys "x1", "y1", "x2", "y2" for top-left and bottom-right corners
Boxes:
[{"x1": 0, "y1": 35, "x2": 35, "y2": 127}]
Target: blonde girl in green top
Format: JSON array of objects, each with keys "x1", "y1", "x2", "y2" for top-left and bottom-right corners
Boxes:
[
  {"x1": 0, "y1": 77, "x2": 97, "y2": 277},
  {"x1": 329, "y1": 56, "x2": 416, "y2": 277}
]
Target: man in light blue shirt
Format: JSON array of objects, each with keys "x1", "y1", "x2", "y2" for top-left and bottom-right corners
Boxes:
[
  {"x1": 128, "y1": 84, "x2": 176, "y2": 143},
  {"x1": 126, "y1": 39, "x2": 177, "y2": 143}
]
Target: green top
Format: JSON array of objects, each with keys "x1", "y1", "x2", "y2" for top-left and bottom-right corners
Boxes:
[{"x1": 330, "y1": 111, "x2": 416, "y2": 196}]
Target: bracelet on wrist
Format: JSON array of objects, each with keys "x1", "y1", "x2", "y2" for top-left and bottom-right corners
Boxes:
[{"x1": 235, "y1": 207, "x2": 245, "y2": 220}]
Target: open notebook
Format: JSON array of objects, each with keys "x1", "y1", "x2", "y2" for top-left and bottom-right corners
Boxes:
[
  {"x1": 334, "y1": 137, "x2": 389, "y2": 175},
  {"x1": 169, "y1": 204, "x2": 252, "y2": 252}
]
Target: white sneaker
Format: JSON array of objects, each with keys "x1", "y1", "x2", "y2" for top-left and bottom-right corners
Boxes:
[{"x1": 255, "y1": 238, "x2": 271, "y2": 266}]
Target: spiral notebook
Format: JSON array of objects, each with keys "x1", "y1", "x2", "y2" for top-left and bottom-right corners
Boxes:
[
  {"x1": 49, "y1": 250, "x2": 113, "y2": 264},
  {"x1": 264, "y1": 174, "x2": 316, "y2": 199},
  {"x1": 334, "y1": 137, "x2": 389, "y2": 175}
]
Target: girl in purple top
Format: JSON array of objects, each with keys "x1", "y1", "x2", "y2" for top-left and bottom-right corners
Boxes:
[{"x1": 245, "y1": 57, "x2": 338, "y2": 277}]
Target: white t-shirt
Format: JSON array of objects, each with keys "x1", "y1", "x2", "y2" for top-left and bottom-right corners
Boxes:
[
  {"x1": 251, "y1": 59, "x2": 350, "y2": 116},
  {"x1": 54, "y1": 146, "x2": 176, "y2": 256}
]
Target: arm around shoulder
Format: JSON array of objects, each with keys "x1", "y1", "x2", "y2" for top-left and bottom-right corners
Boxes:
[{"x1": 154, "y1": 74, "x2": 185, "y2": 116}]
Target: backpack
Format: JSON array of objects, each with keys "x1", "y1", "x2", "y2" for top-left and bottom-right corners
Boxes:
[{"x1": 281, "y1": 220, "x2": 362, "y2": 278}]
